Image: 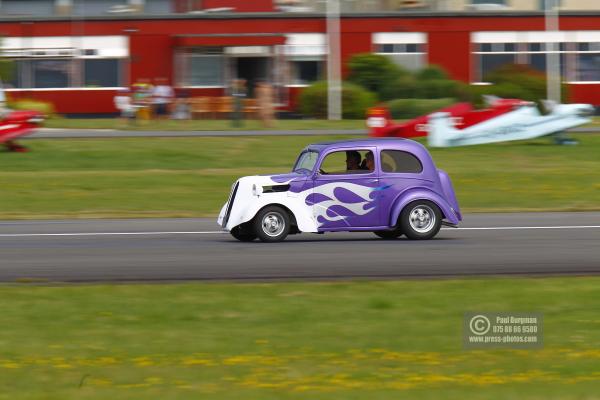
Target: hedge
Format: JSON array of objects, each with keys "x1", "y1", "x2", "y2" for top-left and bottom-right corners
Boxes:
[{"x1": 299, "y1": 81, "x2": 377, "y2": 119}]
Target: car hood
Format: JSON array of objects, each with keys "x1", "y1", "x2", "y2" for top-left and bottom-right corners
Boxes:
[
  {"x1": 230, "y1": 172, "x2": 308, "y2": 197},
  {"x1": 261, "y1": 172, "x2": 308, "y2": 184}
]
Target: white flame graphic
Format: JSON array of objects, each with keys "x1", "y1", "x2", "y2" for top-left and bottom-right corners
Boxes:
[{"x1": 299, "y1": 182, "x2": 375, "y2": 226}]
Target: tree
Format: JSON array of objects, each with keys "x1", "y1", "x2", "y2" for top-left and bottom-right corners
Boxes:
[
  {"x1": 299, "y1": 81, "x2": 377, "y2": 119},
  {"x1": 347, "y1": 53, "x2": 409, "y2": 100}
]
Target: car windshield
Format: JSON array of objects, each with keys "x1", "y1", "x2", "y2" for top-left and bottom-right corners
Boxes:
[{"x1": 293, "y1": 150, "x2": 319, "y2": 173}]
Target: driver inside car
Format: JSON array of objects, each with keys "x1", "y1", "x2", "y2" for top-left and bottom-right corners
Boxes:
[{"x1": 345, "y1": 150, "x2": 362, "y2": 172}]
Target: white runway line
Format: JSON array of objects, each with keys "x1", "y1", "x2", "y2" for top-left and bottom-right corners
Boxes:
[
  {"x1": 0, "y1": 231, "x2": 227, "y2": 237},
  {"x1": 451, "y1": 225, "x2": 600, "y2": 230},
  {"x1": 0, "y1": 225, "x2": 599, "y2": 237}
]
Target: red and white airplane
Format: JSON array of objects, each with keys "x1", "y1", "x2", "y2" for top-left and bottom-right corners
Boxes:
[
  {"x1": 367, "y1": 96, "x2": 531, "y2": 138},
  {"x1": 0, "y1": 109, "x2": 44, "y2": 152}
]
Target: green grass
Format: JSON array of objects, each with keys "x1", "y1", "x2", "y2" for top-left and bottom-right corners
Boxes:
[
  {"x1": 41, "y1": 117, "x2": 600, "y2": 131},
  {"x1": 0, "y1": 133, "x2": 599, "y2": 219},
  {"x1": 45, "y1": 118, "x2": 367, "y2": 131},
  {"x1": 0, "y1": 277, "x2": 599, "y2": 399}
]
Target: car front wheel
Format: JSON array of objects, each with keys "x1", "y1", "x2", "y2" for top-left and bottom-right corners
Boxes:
[
  {"x1": 400, "y1": 200, "x2": 442, "y2": 240},
  {"x1": 254, "y1": 206, "x2": 291, "y2": 243}
]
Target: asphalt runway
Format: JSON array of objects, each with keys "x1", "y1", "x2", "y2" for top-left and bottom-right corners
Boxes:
[{"x1": 0, "y1": 212, "x2": 598, "y2": 283}]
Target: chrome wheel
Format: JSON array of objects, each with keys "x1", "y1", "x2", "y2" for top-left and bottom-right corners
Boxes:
[
  {"x1": 261, "y1": 211, "x2": 286, "y2": 237},
  {"x1": 409, "y1": 205, "x2": 435, "y2": 233},
  {"x1": 254, "y1": 206, "x2": 291, "y2": 243},
  {"x1": 400, "y1": 201, "x2": 442, "y2": 240}
]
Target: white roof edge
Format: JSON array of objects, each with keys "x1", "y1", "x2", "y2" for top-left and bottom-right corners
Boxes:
[
  {"x1": 473, "y1": 30, "x2": 600, "y2": 43},
  {"x1": 372, "y1": 32, "x2": 427, "y2": 44}
]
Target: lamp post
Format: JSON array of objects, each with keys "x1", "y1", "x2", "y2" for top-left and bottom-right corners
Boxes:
[
  {"x1": 545, "y1": 0, "x2": 561, "y2": 103},
  {"x1": 326, "y1": 0, "x2": 342, "y2": 120}
]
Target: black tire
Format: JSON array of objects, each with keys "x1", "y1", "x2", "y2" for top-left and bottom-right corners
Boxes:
[
  {"x1": 253, "y1": 206, "x2": 291, "y2": 243},
  {"x1": 400, "y1": 200, "x2": 442, "y2": 240},
  {"x1": 230, "y1": 225, "x2": 257, "y2": 242},
  {"x1": 374, "y1": 229, "x2": 403, "y2": 239}
]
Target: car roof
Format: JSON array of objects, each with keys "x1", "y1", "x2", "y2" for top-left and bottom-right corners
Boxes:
[{"x1": 307, "y1": 137, "x2": 424, "y2": 153}]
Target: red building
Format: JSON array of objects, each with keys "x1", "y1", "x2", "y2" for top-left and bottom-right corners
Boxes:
[{"x1": 1, "y1": 5, "x2": 600, "y2": 114}]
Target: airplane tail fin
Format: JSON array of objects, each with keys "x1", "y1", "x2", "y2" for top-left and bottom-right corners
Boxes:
[
  {"x1": 366, "y1": 106, "x2": 393, "y2": 137},
  {"x1": 427, "y1": 112, "x2": 461, "y2": 147}
]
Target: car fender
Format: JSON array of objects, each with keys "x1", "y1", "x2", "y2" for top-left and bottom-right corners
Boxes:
[
  {"x1": 222, "y1": 179, "x2": 318, "y2": 233},
  {"x1": 389, "y1": 187, "x2": 460, "y2": 226},
  {"x1": 237, "y1": 195, "x2": 317, "y2": 233}
]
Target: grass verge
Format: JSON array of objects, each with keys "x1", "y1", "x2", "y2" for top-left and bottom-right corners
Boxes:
[
  {"x1": 42, "y1": 117, "x2": 600, "y2": 131},
  {"x1": 44, "y1": 118, "x2": 367, "y2": 131},
  {"x1": 0, "y1": 277, "x2": 599, "y2": 399},
  {"x1": 0, "y1": 133, "x2": 599, "y2": 219}
]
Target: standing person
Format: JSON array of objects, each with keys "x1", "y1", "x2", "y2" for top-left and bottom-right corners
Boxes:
[
  {"x1": 152, "y1": 77, "x2": 174, "y2": 120},
  {"x1": 231, "y1": 79, "x2": 246, "y2": 128},
  {"x1": 256, "y1": 81, "x2": 275, "y2": 128},
  {"x1": 114, "y1": 89, "x2": 135, "y2": 127},
  {"x1": 132, "y1": 79, "x2": 153, "y2": 123},
  {"x1": 173, "y1": 88, "x2": 191, "y2": 121}
]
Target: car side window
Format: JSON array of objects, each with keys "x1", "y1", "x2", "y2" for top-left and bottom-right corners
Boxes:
[
  {"x1": 319, "y1": 150, "x2": 374, "y2": 175},
  {"x1": 380, "y1": 150, "x2": 423, "y2": 173}
]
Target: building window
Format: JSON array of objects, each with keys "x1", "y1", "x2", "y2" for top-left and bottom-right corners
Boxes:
[
  {"x1": 289, "y1": 59, "x2": 322, "y2": 85},
  {"x1": 0, "y1": 0, "x2": 54, "y2": 16},
  {"x1": 2, "y1": 35, "x2": 128, "y2": 89},
  {"x1": 178, "y1": 49, "x2": 225, "y2": 87},
  {"x1": 84, "y1": 59, "x2": 122, "y2": 87},
  {"x1": 190, "y1": 55, "x2": 224, "y2": 86},
  {"x1": 538, "y1": 0, "x2": 562, "y2": 10},
  {"x1": 479, "y1": 53, "x2": 516, "y2": 78},
  {"x1": 282, "y1": 34, "x2": 326, "y2": 87},
  {"x1": 472, "y1": 31, "x2": 600, "y2": 83},
  {"x1": 373, "y1": 32, "x2": 427, "y2": 71},
  {"x1": 145, "y1": 0, "x2": 173, "y2": 14},
  {"x1": 576, "y1": 54, "x2": 600, "y2": 81},
  {"x1": 73, "y1": 0, "x2": 123, "y2": 15},
  {"x1": 7, "y1": 58, "x2": 124, "y2": 89},
  {"x1": 31, "y1": 59, "x2": 71, "y2": 88},
  {"x1": 9, "y1": 60, "x2": 31, "y2": 88}
]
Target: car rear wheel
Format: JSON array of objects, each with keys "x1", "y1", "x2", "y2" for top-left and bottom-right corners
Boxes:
[
  {"x1": 400, "y1": 200, "x2": 442, "y2": 240},
  {"x1": 374, "y1": 229, "x2": 403, "y2": 239},
  {"x1": 254, "y1": 206, "x2": 291, "y2": 243},
  {"x1": 230, "y1": 225, "x2": 257, "y2": 242}
]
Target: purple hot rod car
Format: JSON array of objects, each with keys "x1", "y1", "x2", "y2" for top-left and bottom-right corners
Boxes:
[{"x1": 218, "y1": 138, "x2": 462, "y2": 242}]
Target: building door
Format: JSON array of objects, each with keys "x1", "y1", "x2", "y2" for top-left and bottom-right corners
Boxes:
[{"x1": 235, "y1": 57, "x2": 270, "y2": 97}]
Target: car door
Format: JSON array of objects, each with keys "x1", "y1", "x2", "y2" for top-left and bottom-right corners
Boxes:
[
  {"x1": 377, "y1": 149, "x2": 432, "y2": 226},
  {"x1": 311, "y1": 148, "x2": 381, "y2": 230}
]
